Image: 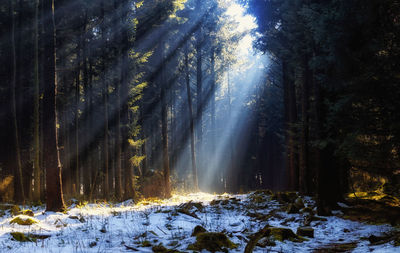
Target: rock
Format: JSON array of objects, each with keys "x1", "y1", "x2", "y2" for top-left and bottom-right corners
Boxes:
[
  {"x1": 188, "y1": 232, "x2": 237, "y2": 252},
  {"x1": 152, "y1": 243, "x2": 182, "y2": 252},
  {"x1": 191, "y1": 225, "x2": 207, "y2": 236},
  {"x1": 287, "y1": 203, "x2": 299, "y2": 214},
  {"x1": 268, "y1": 227, "x2": 305, "y2": 242},
  {"x1": 300, "y1": 207, "x2": 314, "y2": 214},
  {"x1": 294, "y1": 197, "x2": 305, "y2": 209},
  {"x1": 10, "y1": 216, "x2": 38, "y2": 226},
  {"x1": 141, "y1": 240, "x2": 152, "y2": 247},
  {"x1": 19, "y1": 209, "x2": 34, "y2": 217},
  {"x1": 10, "y1": 232, "x2": 50, "y2": 242},
  {"x1": 257, "y1": 236, "x2": 276, "y2": 247},
  {"x1": 272, "y1": 192, "x2": 298, "y2": 203},
  {"x1": 178, "y1": 201, "x2": 204, "y2": 212},
  {"x1": 11, "y1": 205, "x2": 20, "y2": 216},
  {"x1": 10, "y1": 232, "x2": 35, "y2": 242},
  {"x1": 296, "y1": 227, "x2": 314, "y2": 238},
  {"x1": 312, "y1": 216, "x2": 328, "y2": 222}
]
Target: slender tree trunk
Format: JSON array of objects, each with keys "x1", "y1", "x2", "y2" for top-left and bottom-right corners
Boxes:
[
  {"x1": 196, "y1": 34, "x2": 202, "y2": 185},
  {"x1": 43, "y1": 0, "x2": 65, "y2": 212},
  {"x1": 81, "y1": 13, "x2": 91, "y2": 197},
  {"x1": 113, "y1": 0, "x2": 123, "y2": 200},
  {"x1": 210, "y1": 47, "x2": 216, "y2": 153},
  {"x1": 100, "y1": 0, "x2": 109, "y2": 198},
  {"x1": 121, "y1": 10, "x2": 133, "y2": 200},
  {"x1": 283, "y1": 62, "x2": 298, "y2": 191},
  {"x1": 9, "y1": 0, "x2": 25, "y2": 203},
  {"x1": 88, "y1": 49, "x2": 96, "y2": 198},
  {"x1": 160, "y1": 44, "x2": 171, "y2": 198},
  {"x1": 74, "y1": 39, "x2": 81, "y2": 197},
  {"x1": 33, "y1": 0, "x2": 41, "y2": 202},
  {"x1": 185, "y1": 45, "x2": 198, "y2": 190},
  {"x1": 299, "y1": 56, "x2": 310, "y2": 194},
  {"x1": 313, "y1": 62, "x2": 326, "y2": 215},
  {"x1": 226, "y1": 69, "x2": 235, "y2": 192}
]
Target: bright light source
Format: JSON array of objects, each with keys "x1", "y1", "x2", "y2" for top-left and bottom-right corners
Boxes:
[{"x1": 225, "y1": 3, "x2": 257, "y2": 33}]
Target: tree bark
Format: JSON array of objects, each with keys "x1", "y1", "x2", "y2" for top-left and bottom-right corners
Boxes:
[
  {"x1": 195, "y1": 32, "x2": 202, "y2": 185},
  {"x1": 185, "y1": 45, "x2": 198, "y2": 190},
  {"x1": 9, "y1": 0, "x2": 25, "y2": 203},
  {"x1": 160, "y1": 43, "x2": 171, "y2": 198},
  {"x1": 100, "y1": 0, "x2": 109, "y2": 198},
  {"x1": 33, "y1": 0, "x2": 41, "y2": 202},
  {"x1": 114, "y1": 0, "x2": 123, "y2": 200},
  {"x1": 299, "y1": 56, "x2": 310, "y2": 194},
  {"x1": 283, "y1": 62, "x2": 298, "y2": 191},
  {"x1": 43, "y1": 0, "x2": 65, "y2": 212}
]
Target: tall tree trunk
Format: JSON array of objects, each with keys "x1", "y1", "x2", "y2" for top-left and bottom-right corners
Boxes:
[
  {"x1": 43, "y1": 0, "x2": 65, "y2": 212},
  {"x1": 185, "y1": 45, "x2": 198, "y2": 190},
  {"x1": 9, "y1": 0, "x2": 25, "y2": 203},
  {"x1": 299, "y1": 56, "x2": 310, "y2": 194},
  {"x1": 210, "y1": 47, "x2": 217, "y2": 190},
  {"x1": 283, "y1": 62, "x2": 298, "y2": 191},
  {"x1": 121, "y1": 11, "x2": 134, "y2": 200},
  {"x1": 74, "y1": 39, "x2": 81, "y2": 197},
  {"x1": 226, "y1": 69, "x2": 235, "y2": 192},
  {"x1": 33, "y1": 0, "x2": 41, "y2": 202},
  {"x1": 312, "y1": 62, "x2": 327, "y2": 215},
  {"x1": 195, "y1": 33, "x2": 202, "y2": 185},
  {"x1": 160, "y1": 44, "x2": 171, "y2": 198},
  {"x1": 100, "y1": 0, "x2": 109, "y2": 198},
  {"x1": 81, "y1": 13, "x2": 91, "y2": 197},
  {"x1": 114, "y1": 0, "x2": 123, "y2": 200}
]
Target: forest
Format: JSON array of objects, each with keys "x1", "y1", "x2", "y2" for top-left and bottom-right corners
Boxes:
[{"x1": 0, "y1": 0, "x2": 399, "y2": 252}]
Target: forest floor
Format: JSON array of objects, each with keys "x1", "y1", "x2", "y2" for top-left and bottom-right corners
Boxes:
[{"x1": 0, "y1": 191, "x2": 399, "y2": 252}]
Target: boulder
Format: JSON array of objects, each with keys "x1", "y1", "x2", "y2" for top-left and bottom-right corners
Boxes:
[
  {"x1": 191, "y1": 225, "x2": 207, "y2": 236},
  {"x1": 188, "y1": 232, "x2": 237, "y2": 252},
  {"x1": 287, "y1": 203, "x2": 299, "y2": 214},
  {"x1": 296, "y1": 227, "x2": 314, "y2": 238}
]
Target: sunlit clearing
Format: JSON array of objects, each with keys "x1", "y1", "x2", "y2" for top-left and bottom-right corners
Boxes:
[{"x1": 136, "y1": 192, "x2": 218, "y2": 208}]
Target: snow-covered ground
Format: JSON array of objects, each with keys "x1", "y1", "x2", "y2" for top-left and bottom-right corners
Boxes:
[{"x1": 0, "y1": 192, "x2": 398, "y2": 252}]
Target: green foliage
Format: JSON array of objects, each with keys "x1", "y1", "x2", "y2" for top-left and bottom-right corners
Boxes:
[{"x1": 130, "y1": 155, "x2": 146, "y2": 167}]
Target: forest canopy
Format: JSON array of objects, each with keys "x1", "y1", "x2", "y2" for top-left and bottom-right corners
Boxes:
[{"x1": 0, "y1": 0, "x2": 399, "y2": 216}]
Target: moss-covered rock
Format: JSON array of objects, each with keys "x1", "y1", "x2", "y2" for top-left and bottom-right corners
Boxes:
[
  {"x1": 191, "y1": 225, "x2": 207, "y2": 236},
  {"x1": 188, "y1": 232, "x2": 237, "y2": 252},
  {"x1": 178, "y1": 201, "x2": 203, "y2": 212},
  {"x1": 152, "y1": 244, "x2": 182, "y2": 253},
  {"x1": 300, "y1": 207, "x2": 314, "y2": 214},
  {"x1": 256, "y1": 236, "x2": 276, "y2": 247},
  {"x1": 10, "y1": 216, "x2": 38, "y2": 226},
  {"x1": 272, "y1": 192, "x2": 298, "y2": 203},
  {"x1": 296, "y1": 227, "x2": 314, "y2": 238},
  {"x1": 249, "y1": 194, "x2": 265, "y2": 204},
  {"x1": 19, "y1": 209, "x2": 34, "y2": 217},
  {"x1": 316, "y1": 242, "x2": 357, "y2": 252},
  {"x1": 268, "y1": 227, "x2": 306, "y2": 242},
  {"x1": 10, "y1": 232, "x2": 35, "y2": 242},
  {"x1": 11, "y1": 205, "x2": 20, "y2": 216},
  {"x1": 245, "y1": 225, "x2": 306, "y2": 253},
  {"x1": 253, "y1": 189, "x2": 273, "y2": 196},
  {"x1": 287, "y1": 203, "x2": 299, "y2": 214},
  {"x1": 294, "y1": 197, "x2": 305, "y2": 209},
  {"x1": 142, "y1": 240, "x2": 152, "y2": 247}
]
